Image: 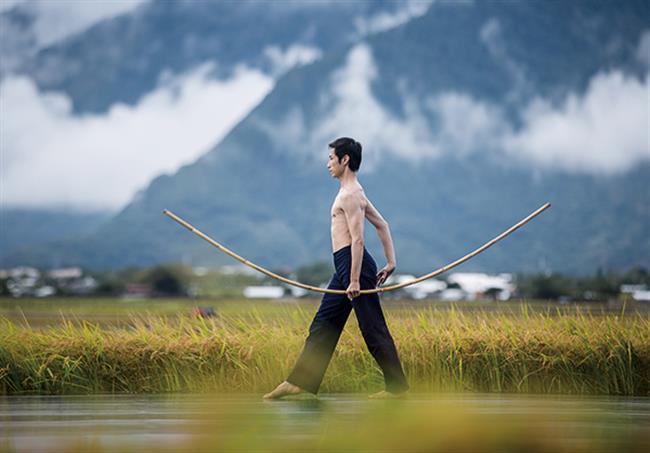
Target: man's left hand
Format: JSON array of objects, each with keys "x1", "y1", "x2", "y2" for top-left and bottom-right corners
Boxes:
[{"x1": 346, "y1": 280, "x2": 360, "y2": 300}]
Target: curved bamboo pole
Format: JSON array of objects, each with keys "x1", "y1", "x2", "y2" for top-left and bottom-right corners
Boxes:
[{"x1": 163, "y1": 202, "x2": 550, "y2": 295}]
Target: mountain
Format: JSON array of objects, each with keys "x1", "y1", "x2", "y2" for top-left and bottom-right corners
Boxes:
[
  {"x1": 3, "y1": 0, "x2": 649, "y2": 276},
  {"x1": 4, "y1": 0, "x2": 429, "y2": 112},
  {"x1": 0, "y1": 208, "x2": 111, "y2": 266}
]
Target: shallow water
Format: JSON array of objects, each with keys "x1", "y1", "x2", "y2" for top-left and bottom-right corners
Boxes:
[{"x1": 1, "y1": 393, "x2": 648, "y2": 452}]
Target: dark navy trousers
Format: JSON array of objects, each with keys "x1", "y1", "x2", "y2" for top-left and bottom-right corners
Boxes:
[{"x1": 286, "y1": 244, "x2": 409, "y2": 394}]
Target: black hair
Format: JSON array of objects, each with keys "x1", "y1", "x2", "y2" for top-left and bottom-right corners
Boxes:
[{"x1": 329, "y1": 137, "x2": 362, "y2": 172}]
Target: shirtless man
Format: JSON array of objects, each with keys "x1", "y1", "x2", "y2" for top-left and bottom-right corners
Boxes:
[{"x1": 263, "y1": 137, "x2": 410, "y2": 400}]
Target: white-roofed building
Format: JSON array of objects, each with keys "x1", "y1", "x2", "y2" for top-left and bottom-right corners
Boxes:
[
  {"x1": 447, "y1": 272, "x2": 515, "y2": 301},
  {"x1": 620, "y1": 284, "x2": 650, "y2": 302},
  {"x1": 46, "y1": 267, "x2": 83, "y2": 279},
  {"x1": 243, "y1": 286, "x2": 285, "y2": 299},
  {"x1": 383, "y1": 274, "x2": 447, "y2": 300}
]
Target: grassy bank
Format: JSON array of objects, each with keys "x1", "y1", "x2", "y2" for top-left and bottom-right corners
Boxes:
[{"x1": 1, "y1": 301, "x2": 648, "y2": 395}]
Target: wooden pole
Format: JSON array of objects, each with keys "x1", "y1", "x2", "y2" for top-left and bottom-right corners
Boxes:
[{"x1": 163, "y1": 202, "x2": 550, "y2": 295}]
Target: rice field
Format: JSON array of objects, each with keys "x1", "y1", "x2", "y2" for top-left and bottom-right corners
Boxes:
[{"x1": 0, "y1": 298, "x2": 648, "y2": 396}]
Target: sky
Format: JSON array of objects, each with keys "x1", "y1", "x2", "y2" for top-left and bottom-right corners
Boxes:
[{"x1": 1, "y1": 1, "x2": 648, "y2": 213}]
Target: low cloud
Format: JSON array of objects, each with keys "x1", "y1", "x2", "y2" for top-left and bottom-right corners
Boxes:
[
  {"x1": 503, "y1": 70, "x2": 649, "y2": 174},
  {"x1": 1, "y1": 63, "x2": 274, "y2": 211},
  {"x1": 263, "y1": 44, "x2": 323, "y2": 77},
  {"x1": 479, "y1": 18, "x2": 529, "y2": 102},
  {"x1": 255, "y1": 43, "x2": 473, "y2": 169},
  {"x1": 354, "y1": 0, "x2": 433, "y2": 37},
  {"x1": 311, "y1": 43, "x2": 440, "y2": 170},
  {"x1": 426, "y1": 92, "x2": 508, "y2": 156},
  {"x1": 261, "y1": 42, "x2": 649, "y2": 176}
]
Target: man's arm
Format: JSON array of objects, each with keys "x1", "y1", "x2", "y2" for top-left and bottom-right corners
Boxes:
[
  {"x1": 365, "y1": 199, "x2": 396, "y2": 285},
  {"x1": 341, "y1": 193, "x2": 364, "y2": 299}
]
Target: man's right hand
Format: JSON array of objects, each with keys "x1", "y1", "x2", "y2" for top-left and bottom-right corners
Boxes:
[{"x1": 376, "y1": 263, "x2": 395, "y2": 287}]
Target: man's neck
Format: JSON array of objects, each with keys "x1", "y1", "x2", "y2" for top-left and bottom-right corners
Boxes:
[{"x1": 338, "y1": 169, "x2": 358, "y2": 189}]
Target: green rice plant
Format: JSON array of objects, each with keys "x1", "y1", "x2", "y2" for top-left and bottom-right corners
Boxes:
[{"x1": 0, "y1": 302, "x2": 648, "y2": 395}]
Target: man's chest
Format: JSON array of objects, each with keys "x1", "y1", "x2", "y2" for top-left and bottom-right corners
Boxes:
[{"x1": 331, "y1": 198, "x2": 344, "y2": 219}]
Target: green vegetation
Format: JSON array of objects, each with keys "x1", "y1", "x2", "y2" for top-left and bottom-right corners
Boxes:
[
  {"x1": 1, "y1": 299, "x2": 647, "y2": 396},
  {"x1": 295, "y1": 261, "x2": 333, "y2": 286},
  {"x1": 515, "y1": 265, "x2": 650, "y2": 301}
]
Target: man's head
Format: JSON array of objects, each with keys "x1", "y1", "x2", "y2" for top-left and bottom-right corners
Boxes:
[{"x1": 327, "y1": 137, "x2": 362, "y2": 178}]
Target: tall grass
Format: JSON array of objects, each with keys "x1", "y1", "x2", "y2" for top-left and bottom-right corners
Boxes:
[{"x1": 1, "y1": 303, "x2": 648, "y2": 395}]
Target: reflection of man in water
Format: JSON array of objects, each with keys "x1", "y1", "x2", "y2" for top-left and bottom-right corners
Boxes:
[{"x1": 264, "y1": 137, "x2": 410, "y2": 400}]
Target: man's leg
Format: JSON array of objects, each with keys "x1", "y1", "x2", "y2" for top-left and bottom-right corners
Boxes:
[
  {"x1": 264, "y1": 272, "x2": 351, "y2": 399},
  {"x1": 351, "y1": 292, "x2": 410, "y2": 394},
  {"x1": 285, "y1": 285, "x2": 352, "y2": 394}
]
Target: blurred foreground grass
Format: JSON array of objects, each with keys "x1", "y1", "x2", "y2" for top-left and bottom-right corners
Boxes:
[
  {"x1": 0, "y1": 298, "x2": 648, "y2": 396},
  {"x1": 180, "y1": 395, "x2": 648, "y2": 453},
  {"x1": 10, "y1": 394, "x2": 647, "y2": 453}
]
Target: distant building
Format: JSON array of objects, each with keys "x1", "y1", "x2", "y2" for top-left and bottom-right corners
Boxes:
[
  {"x1": 2, "y1": 266, "x2": 42, "y2": 297},
  {"x1": 67, "y1": 276, "x2": 98, "y2": 295},
  {"x1": 47, "y1": 267, "x2": 83, "y2": 279},
  {"x1": 389, "y1": 274, "x2": 447, "y2": 299},
  {"x1": 34, "y1": 286, "x2": 56, "y2": 298},
  {"x1": 122, "y1": 283, "x2": 153, "y2": 299},
  {"x1": 243, "y1": 286, "x2": 285, "y2": 299},
  {"x1": 220, "y1": 264, "x2": 261, "y2": 277},
  {"x1": 44, "y1": 267, "x2": 98, "y2": 295},
  {"x1": 447, "y1": 272, "x2": 515, "y2": 301},
  {"x1": 381, "y1": 274, "x2": 447, "y2": 300},
  {"x1": 620, "y1": 284, "x2": 650, "y2": 302}
]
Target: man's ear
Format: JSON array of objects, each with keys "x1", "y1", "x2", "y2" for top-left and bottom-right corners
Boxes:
[{"x1": 342, "y1": 154, "x2": 350, "y2": 167}]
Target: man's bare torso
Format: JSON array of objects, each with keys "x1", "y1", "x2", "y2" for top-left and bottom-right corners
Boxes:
[{"x1": 331, "y1": 184, "x2": 367, "y2": 252}]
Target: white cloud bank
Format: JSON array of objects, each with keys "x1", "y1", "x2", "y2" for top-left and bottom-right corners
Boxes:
[
  {"x1": 264, "y1": 42, "x2": 649, "y2": 175},
  {"x1": 504, "y1": 70, "x2": 649, "y2": 174},
  {"x1": 1, "y1": 63, "x2": 274, "y2": 211}
]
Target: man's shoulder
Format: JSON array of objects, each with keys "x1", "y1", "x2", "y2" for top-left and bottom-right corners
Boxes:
[{"x1": 340, "y1": 188, "x2": 367, "y2": 208}]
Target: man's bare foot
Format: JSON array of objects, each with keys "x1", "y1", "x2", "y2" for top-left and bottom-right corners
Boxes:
[
  {"x1": 263, "y1": 380, "x2": 305, "y2": 399},
  {"x1": 368, "y1": 389, "x2": 408, "y2": 399}
]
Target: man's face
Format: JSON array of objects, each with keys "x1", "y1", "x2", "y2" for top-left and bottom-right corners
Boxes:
[{"x1": 327, "y1": 148, "x2": 347, "y2": 178}]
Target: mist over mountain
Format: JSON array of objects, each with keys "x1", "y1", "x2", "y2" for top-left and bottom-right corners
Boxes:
[
  {"x1": 3, "y1": 0, "x2": 429, "y2": 112},
  {"x1": 2, "y1": 0, "x2": 648, "y2": 276},
  {"x1": 2, "y1": 1, "x2": 432, "y2": 211}
]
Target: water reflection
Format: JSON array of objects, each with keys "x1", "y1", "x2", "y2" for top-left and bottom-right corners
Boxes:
[{"x1": 1, "y1": 393, "x2": 648, "y2": 452}]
